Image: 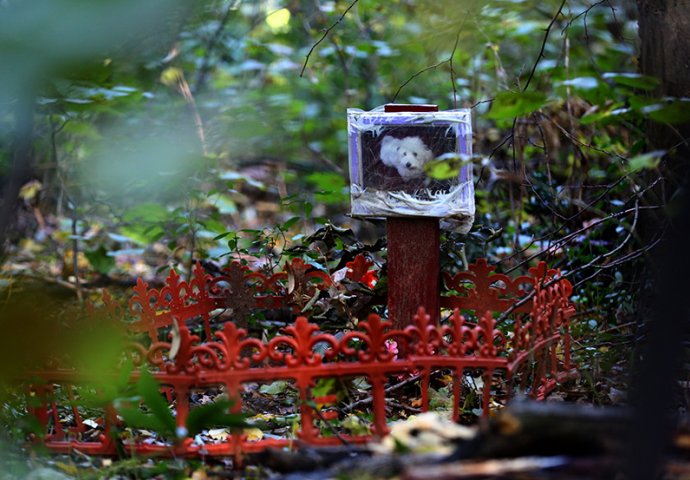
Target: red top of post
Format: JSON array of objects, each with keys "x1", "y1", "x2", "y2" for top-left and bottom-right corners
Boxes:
[{"x1": 384, "y1": 104, "x2": 439, "y2": 113}]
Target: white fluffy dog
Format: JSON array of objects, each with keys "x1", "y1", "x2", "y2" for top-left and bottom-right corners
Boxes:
[{"x1": 379, "y1": 135, "x2": 433, "y2": 180}]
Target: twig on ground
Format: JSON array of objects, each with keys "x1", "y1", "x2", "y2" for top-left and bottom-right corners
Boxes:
[
  {"x1": 385, "y1": 399, "x2": 422, "y2": 414},
  {"x1": 311, "y1": 399, "x2": 350, "y2": 446},
  {"x1": 343, "y1": 373, "x2": 423, "y2": 412}
]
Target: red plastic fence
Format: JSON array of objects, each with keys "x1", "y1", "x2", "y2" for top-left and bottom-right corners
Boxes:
[{"x1": 27, "y1": 256, "x2": 576, "y2": 460}]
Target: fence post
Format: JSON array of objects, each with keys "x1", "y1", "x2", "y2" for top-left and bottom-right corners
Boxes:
[{"x1": 384, "y1": 104, "x2": 440, "y2": 329}]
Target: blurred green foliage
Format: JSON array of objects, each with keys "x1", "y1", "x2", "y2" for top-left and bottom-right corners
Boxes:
[{"x1": 0, "y1": 0, "x2": 684, "y2": 472}]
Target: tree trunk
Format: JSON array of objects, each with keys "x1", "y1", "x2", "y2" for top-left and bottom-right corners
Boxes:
[
  {"x1": 629, "y1": 2, "x2": 690, "y2": 479},
  {"x1": 637, "y1": 0, "x2": 690, "y2": 160},
  {"x1": 638, "y1": 0, "x2": 690, "y2": 97},
  {"x1": 0, "y1": 97, "x2": 34, "y2": 260}
]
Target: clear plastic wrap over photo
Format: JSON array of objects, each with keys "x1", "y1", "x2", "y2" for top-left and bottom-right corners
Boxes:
[{"x1": 347, "y1": 107, "x2": 475, "y2": 232}]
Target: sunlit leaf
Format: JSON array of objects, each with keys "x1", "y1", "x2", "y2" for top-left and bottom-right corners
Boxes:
[
  {"x1": 266, "y1": 8, "x2": 291, "y2": 32},
  {"x1": 603, "y1": 72, "x2": 659, "y2": 90},
  {"x1": 579, "y1": 103, "x2": 627, "y2": 125},
  {"x1": 487, "y1": 91, "x2": 547, "y2": 120},
  {"x1": 424, "y1": 153, "x2": 471, "y2": 180},
  {"x1": 627, "y1": 150, "x2": 666, "y2": 172}
]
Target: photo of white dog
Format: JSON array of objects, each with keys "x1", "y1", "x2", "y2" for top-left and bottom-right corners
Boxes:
[{"x1": 379, "y1": 135, "x2": 434, "y2": 180}]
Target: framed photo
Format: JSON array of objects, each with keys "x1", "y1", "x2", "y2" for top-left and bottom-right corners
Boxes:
[{"x1": 347, "y1": 107, "x2": 474, "y2": 231}]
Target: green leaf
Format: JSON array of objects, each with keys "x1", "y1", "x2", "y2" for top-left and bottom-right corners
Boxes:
[
  {"x1": 282, "y1": 217, "x2": 301, "y2": 230},
  {"x1": 627, "y1": 151, "x2": 665, "y2": 172},
  {"x1": 82, "y1": 357, "x2": 136, "y2": 407},
  {"x1": 85, "y1": 245, "x2": 115, "y2": 274},
  {"x1": 259, "y1": 380, "x2": 289, "y2": 395},
  {"x1": 306, "y1": 172, "x2": 348, "y2": 205},
  {"x1": 119, "y1": 224, "x2": 165, "y2": 246},
  {"x1": 207, "y1": 193, "x2": 237, "y2": 215},
  {"x1": 111, "y1": 358, "x2": 136, "y2": 400},
  {"x1": 185, "y1": 398, "x2": 246, "y2": 436},
  {"x1": 341, "y1": 414, "x2": 371, "y2": 436},
  {"x1": 120, "y1": 203, "x2": 169, "y2": 245},
  {"x1": 628, "y1": 95, "x2": 658, "y2": 111},
  {"x1": 130, "y1": 369, "x2": 176, "y2": 436},
  {"x1": 213, "y1": 232, "x2": 234, "y2": 241},
  {"x1": 306, "y1": 172, "x2": 345, "y2": 191},
  {"x1": 487, "y1": 91, "x2": 547, "y2": 120},
  {"x1": 424, "y1": 153, "x2": 471, "y2": 180},
  {"x1": 603, "y1": 72, "x2": 659, "y2": 90},
  {"x1": 643, "y1": 99, "x2": 690, "y2": 124},
  {"x1": 312, "y1": 378, "x2": 336, "y2": 398},
  {"x1": 116, "y1": 402, "x2": 171, "y2": 433},
  {"x1": 579, "y1": 103, "x2": 628, "y2": 125},
  {"x1": 122, "y1": 203, "x2": 168, "y2": 223}
]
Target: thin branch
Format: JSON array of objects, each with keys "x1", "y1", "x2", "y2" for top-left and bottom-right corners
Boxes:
[
  {"x1": 504, "y1": 204, "x2": 661, "y2": 275},
  {"x1": 571, "y1": 236, "x2": 663, "y2": 290},
  {"x1": 496, "y1": 231, "x2": 660, "y2": 325},
  {"x1": 598, "y1": 199, "x2": 639, "y2": 263},
  {"x1": 471, "y1": 98, "x2": 494, "y2": 109},
  {"x1": 71, "y1": 213, "x2": 83, "y2": 303},
  {"x1": 310, "y1": 397, "x2": 350, "y2": 446},
  {"x1": 301, "y1": 130, "x2": 344, "y2": 174},
  {"x1": 193, "y1": 0, "x2": 238, "y2": 94},
  {"x1": 476, "y1": 132, "x2": 514, "y2": 187},
  {"x1": 449, "y1": 28, "x2": 462, "y2": 108},
  {"x1": 543, "y1": 113, "x2": 628, "y2": 162},
  {"x1": 495, "y1": 207, "x2": 660, "y2": 325},
  {"x1": 343, "y1": 373, "x2": 423, "y2": 412},
  {"x1": 385, "y1": 399, "x2": 422, "y2": 414},
  {"x1": 300, "y1": 0, "x2": 360, "y2": 77},
  {"x1": 534, "y1": 120, "x2": 553, "y2": 183},
  {"x1": 497, "y1": 175, "x2": 663, "y2": 272},
  {"x1": 392, "y1": 14, "x2": 469, "y2": 103},
  {"x1": 560, "y1": 0, "x2": 607, "y2": 34},
  {"x1": 391, "y1": 59, "x2": 449, "y2": 103},
  {"x1": 522, "y1": 0, "x2": 567, "y2": 92},
  {"x1": 175, "y1": 71, "x2": 209, "y2": 156}
]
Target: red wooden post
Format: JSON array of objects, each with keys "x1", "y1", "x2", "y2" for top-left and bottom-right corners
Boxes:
[{"x1": 384, "y1": 104, "x2": 440, "y2": 329}]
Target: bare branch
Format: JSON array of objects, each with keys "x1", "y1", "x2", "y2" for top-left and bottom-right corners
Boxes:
[
  {"x1": 471, "y1": 98, "x2": 494, "y2": 109},
  {"x1": 449, "y1": 28, "x2": 462, "y2": 108},
  {"x1": 504, "y1": 201, "x2": 662, "y2": 275},
  {"x1": 392, "y1": 14, "x2": 469, "y2": 103},
  {"x1": 523, "y1": 0, "x2": 567, "y2": 92},
  {"x1": 193, "y1": 0, "x2": 238, "y2": 94},
  {"x1": 391, "y1": 60, "x2": 449, "y2": 103},
  {"x1": 300, "y1": 0, "x2": 360, "y2": 78},
  {"x1": 560, "y1": 0, "x2": 607, "y2": 34},
  {"x1": 496, "y1": 224, "x2": 661, "y2": 325}
]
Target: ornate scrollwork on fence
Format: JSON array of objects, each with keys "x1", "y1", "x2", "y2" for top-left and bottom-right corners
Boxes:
[{"x1": 27, "y1": 255, "x2": 576, "y2": 461}]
